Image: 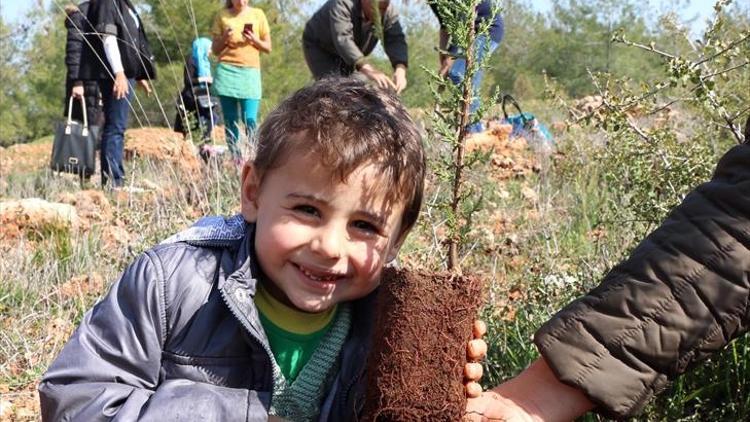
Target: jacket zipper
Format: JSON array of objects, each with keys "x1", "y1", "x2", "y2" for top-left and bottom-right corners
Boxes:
[{"x1": 218, "y1": 280, "x2": 277, "y2": 392}]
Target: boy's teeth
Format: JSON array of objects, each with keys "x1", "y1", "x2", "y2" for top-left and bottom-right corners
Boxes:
[{"x1": 300, "y1": 266, "x2": 336, "y2": 282}]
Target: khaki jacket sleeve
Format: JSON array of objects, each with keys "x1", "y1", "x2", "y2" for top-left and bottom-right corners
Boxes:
[{"x1": 534, "y1": 142, "x2": 750, "y2": 419}]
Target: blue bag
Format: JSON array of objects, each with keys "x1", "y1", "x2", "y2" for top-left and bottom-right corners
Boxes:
[{"x1": 501, "y1": 94, "x2": 553, "y2": 147}]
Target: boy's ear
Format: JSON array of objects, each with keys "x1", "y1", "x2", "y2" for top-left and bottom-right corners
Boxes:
[{"x1": 240, "y1": 162, "x2": 261, "y2": 222}]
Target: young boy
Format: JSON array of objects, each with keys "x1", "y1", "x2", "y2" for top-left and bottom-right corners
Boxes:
[{"x1": 39, "y1": 78, "x2": 484, "y2": 421}]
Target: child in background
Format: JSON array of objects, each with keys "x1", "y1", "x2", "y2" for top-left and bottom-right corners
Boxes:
[
  {"x1": 39, "y1": 78, "x2": 486, "y2": 421},
  {"x1": 174, "y1": 37, "x2": 221, "y2": 146},
  {"x1": 211, "y1": 0, "x2": 271, "y2": 165}
]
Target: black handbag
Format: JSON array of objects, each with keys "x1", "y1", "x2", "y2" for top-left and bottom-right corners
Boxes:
[{"x1": 50, "y1": 96, "x2": 97, "y2": 177}]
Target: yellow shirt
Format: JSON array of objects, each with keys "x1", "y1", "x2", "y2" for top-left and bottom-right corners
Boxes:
[{"x1": 211, "y1": 7, "x2": 270, "y2": 68}]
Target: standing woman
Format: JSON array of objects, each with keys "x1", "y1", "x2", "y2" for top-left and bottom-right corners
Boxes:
[
  {"x1": 211, "y1": 0, "x2": 271, "y2": 164},
  {"x1": 64, "y1": 2, "x2": 101, "y2": 134},
  {"x1": 80, "y1": 0, "x2": 156, "y2": 188}
]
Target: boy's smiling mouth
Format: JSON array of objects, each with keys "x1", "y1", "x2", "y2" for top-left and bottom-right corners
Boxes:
[{"x1": 293, "y1": 263, "x2": 344, "y2": 284}]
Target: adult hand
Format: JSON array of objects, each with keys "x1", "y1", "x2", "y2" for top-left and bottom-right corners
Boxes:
[
  {"x1": 465, "y1": 391, "x2": 539, "y2": 422},
  {"x1": 465, "y1": 320, "x2": 487, "y2": 398},
  {"x1": 137, "y1": 79, "x2": 152, "y2": 96},
  {"x1": 71, "y1": 85, "x2": 84, "y2": 99},
  {"x1": 439, "y1": 56, "x2": 453, "y2": 78},
  {"x1": 392, "y1": 65, "x2": 407, "y2": 94},
  {"x1": 113, "y1": 72, "x2": 129, "y2": 100},
  {"x1": 360, "y1": 63, "x2": 396, "y2": 91},
  {"x1": 242, "y1": 28, "x2": 258, "y2": 46},
  {"x1": 465, "y1": 358, "x2": 596, "y2": 422}
]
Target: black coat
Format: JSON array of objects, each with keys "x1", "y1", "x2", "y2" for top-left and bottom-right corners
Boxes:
[
  {"x1": 64, "y1": 2, "x2": 102, "y2": 125},
  {"x1": 79, "y1": 0, "x2": 156, "y2": 81}
]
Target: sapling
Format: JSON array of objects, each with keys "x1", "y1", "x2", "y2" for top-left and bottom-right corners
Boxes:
[{"x1": 362, "y1": 1, "x2": 502, "y2": 419}]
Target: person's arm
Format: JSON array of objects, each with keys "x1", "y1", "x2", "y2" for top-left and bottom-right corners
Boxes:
[
  {"x1": 211, "y1": 14, "x2": 231, "y2": 57},
  {"x1": 466, "y1": 357, "x2": 593, "y2": 422},
  {"x1": 468, "y1": 142, "x2": 750, "y2": 421},
  {"x1": 243, "y1": 12, "x2": 272, "y2": 54},
  {"x1": 101, "y1": 34, "x2": 130, "y2": 99},
  {"x1": 437, "y1": 29, "x2": 453, "y2": 77},
  {"x1": 328, "y1": 0, "x2": 366, "y2": 68},
  {"x1": 381, "y1": 7, "x2": 408, "y2": 93},
  {"x1": 381, "y1": 8, "x2": 408, "y2": 72},
  {"x1": 64, "y1": 11, "x2": 85, "y2": 86},
  {"x1": 39, "y1": 251, "x2": 269, "y2": 421}
]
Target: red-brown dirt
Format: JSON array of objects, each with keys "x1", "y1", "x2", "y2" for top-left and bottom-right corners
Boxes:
[{"x1": 362, "y1": 268, "x2": 485, "y2": 421}]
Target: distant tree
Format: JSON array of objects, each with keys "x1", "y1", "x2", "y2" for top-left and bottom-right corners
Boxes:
[
  {"x1": 0, "y1": 17, "x2": 31, "y2": 146},
  {"x1": 0, "y1": 4, "x2": 67, "y2": 145}
]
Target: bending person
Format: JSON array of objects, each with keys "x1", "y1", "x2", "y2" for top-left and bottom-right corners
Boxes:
[
  {"x1": 63, "y1": 2, "x2": 101, "y2": 135},
  {"x1": 467, "y1": 136, "x2": 750, "y2": 420},
  {"x1": 303, "y1": 0, "x2": 408, "y2": 93},
  {"x1": 429, "y1": 0, "x2": 503, "y2": 133}
]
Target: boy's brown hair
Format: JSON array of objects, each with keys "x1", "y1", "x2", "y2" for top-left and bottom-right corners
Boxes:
[{"x1": 253, "y1": 77, "x2": 425, "y2": 238}]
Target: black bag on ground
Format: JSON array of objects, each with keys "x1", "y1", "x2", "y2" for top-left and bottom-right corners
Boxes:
[{"x1": 50, "y1": 96, "x2": 97, "y2": 177}]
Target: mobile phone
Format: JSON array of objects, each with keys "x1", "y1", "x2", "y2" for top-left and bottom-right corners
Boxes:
[{"x1": 243, "y1": 23, "x2": 253, "y2": 34}]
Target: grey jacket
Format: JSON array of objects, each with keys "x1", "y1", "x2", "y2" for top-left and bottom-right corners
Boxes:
[
  {"x1": 39, "y1": 219, "x2": 374, "y2": 421},
  {"x1": 303, "y1": 0, "x2": 408, "y2": 70},
  {"x1": 534, "y1": 142, "x2": 750, "y2": 418}
]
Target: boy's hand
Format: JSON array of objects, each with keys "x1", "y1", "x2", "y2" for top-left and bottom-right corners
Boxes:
[{"x1": 465, "y1": 320, "x2": 487, "y2": 398}]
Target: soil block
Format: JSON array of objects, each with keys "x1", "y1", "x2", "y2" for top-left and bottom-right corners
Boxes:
[{"x1": 361, "y1": 267, "x2": 485, "y2": 421}]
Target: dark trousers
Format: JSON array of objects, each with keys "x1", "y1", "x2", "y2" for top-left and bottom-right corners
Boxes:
[
  {"x1": 99, "y1": 78, "x2": 133, "y2": 188},
  {"x1": 302, "y1": 37, "x2": 354, "y2": 79}
]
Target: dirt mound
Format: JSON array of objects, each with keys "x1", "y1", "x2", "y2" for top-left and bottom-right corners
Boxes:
[
  {"x1": 0, "y1": 142, "x2": 52, "y2": 175},
  {"x1": 54, "y1": 190, "x2": 112, "y2": 226},
  {"x1": 1, "y1": 127, "x2": 205, "y2": 177},
  {"x1": 465, "y1": 126, "x2": 540, "y2": 180},
  {"x1": 124, "y1": 127, "x2": 201, "y2": 174},
  {"x1": 0, "y1": 198, "x2": 79, "y2": 242}
]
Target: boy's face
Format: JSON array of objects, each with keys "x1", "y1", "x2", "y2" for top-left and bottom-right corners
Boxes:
[{"x1": 241, "y1": 148, "x2": 407, "y2": 313}]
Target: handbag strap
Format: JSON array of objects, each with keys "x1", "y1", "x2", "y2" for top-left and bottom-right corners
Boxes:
[
  {"x1": 501, "y1": 94, "x2": 524, "y2": 120},
  {"x1": 66, "y1": 95, "x2": 89, "y2": 136}
]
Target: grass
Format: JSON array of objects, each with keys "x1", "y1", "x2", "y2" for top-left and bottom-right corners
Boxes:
[{"x1": 1, "y1": 108, "x2": 748, "y2": 420}]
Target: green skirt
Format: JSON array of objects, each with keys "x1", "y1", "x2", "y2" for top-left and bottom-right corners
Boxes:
[{"x1": 213, "y1": 62, "x2": 262, "y2": 100}]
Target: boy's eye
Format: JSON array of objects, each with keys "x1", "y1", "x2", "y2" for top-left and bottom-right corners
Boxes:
[
  {"x1": 352, "y1": 220, "x2": 380, "y2": 235},
  {"x1": 293, "y1": 205, "x2": 320, "y2": 217}
]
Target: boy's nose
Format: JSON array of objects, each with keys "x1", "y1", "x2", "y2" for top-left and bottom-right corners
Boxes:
[{"x1": 311, "y1": 225, "x2": 345, "y2": 259}]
